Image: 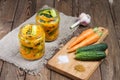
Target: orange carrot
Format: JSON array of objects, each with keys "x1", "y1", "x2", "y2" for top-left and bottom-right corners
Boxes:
[
  {"x1": 68, "y1": 28, "x2": 98, "y2": 49},
  {"x1": 67, "y1": 32, "x2": 102, "y2": 53}
]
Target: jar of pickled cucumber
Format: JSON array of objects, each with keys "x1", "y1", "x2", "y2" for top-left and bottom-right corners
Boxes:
[
  {"x1": 36, "y1": 8, "x2": 60, "y2": 41},
  {"x1": 18, "y1": 24, "x2": 45, "y2": 60}
]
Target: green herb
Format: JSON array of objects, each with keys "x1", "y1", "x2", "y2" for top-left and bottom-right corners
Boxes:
[
  {"x1": 26, "y1": 29, "x2": 32, "y2": 35},
  {"x1": 40, "y1": 19, "x2": 45, "y2": 23}
]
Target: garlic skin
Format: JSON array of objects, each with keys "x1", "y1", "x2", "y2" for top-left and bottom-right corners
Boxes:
[
  {"x1": 79, "y1": 13, "x2": 91, "y2": 26},
  {"x1": 70, "y1": 13, "x2": 91, "y2": 29}
]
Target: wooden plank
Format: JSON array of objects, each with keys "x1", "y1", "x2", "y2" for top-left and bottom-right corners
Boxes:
[
  {"x1": 0, "y1": 63, "x2": 25, "y2": 80},
  {"x1": 51, "y1": 0, "x2": 100, "y2": 80},
  {"x1": 26, "y1": 0, "x2": 53, "y2": 80},
  {"x1": 36, "y1": 0, "x2": 54, "y2": 12},
  {"x1": 109, "y1": 0, "x2": 120, "y2": 39},
  {"x1": 0, "y1": 0, "x2": 19, "y2": 78},
  {"x1": 0, "y1": 61, "x2": 3, "y2": 76},
  {"x1": 89, "y1": 68, "x2": 101, "y2": 80},
  {"x1": 25, "y1": 67, "x2": 50, "y2": 80},
  {"x1": 0, "y1": 0, "x2": 19, "y2": 38},
  {"x1": 47, "y1": 27, "x2": 108, "y2": 80},
  {"x1": 11, "y1": 0, "x2": 39, "y2": 80},
  {"x1": 109, "y1": 0, "x2": 120, "y2": 69},
  {"x1": 72, "y1": 0, "x2": 79, "y2": 17},
  {"x1": 84, "y1": 0, "x2": 109, "y2": 80},
  {"x1": 0, "y1": 0, "x2": 119, "y2": 80},
  {"x1": 55, "y1": 0, "x2": 72, "y2": 16},
  {"x1": 50, "y1": 0, "x2": 73, "y2": 80},
  {"x1": 72, "y1": 0, "x2": 102, "y2": 80},
  {"x1": 0, "y1": 0, "x2": 17, "y2": 21},
  {"x1": 0, "y1": 22, "x2": 12, "y2": 39},
  {"x1": 0, "y1": 0, "x2": 36, "y2": 80},
  {"x1": 88, "y1": 0, "x2": 120, "y2": 80},
  {"x1": 76, "y1": 0, "x2": 119, "y2": 80},
  {"x1": 51, "y1": 71, "x2": 71, "y2": 80},
  {"x1": 12, "y1": 0, "x2": 36, "y2": 29},
  {"x1": 106, "y1": 0, "x2": 120, "y2": 80}
]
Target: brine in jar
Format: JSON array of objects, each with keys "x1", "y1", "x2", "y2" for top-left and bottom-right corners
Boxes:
[
  {"x1": 36, "y1": 8, "x2": 60, "y2": 41},
  {"x1": 18, "y1": 24, "x2": 45, "y2": 60}
]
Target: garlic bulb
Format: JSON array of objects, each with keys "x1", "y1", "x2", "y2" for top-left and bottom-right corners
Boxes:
[{"x1": 70, "y1": 13, "x2": 91, "y2": 29}]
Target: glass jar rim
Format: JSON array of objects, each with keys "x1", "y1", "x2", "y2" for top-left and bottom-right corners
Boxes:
[
  {"x1": 36, "y1": 8, "x2": 60, "y2": 24},
  {"x1": 18, "y1": 24, "x2": 44, "y2": 40},
  {"x1": 37, "y1": 8, "x2": 59, "y2": 18}
]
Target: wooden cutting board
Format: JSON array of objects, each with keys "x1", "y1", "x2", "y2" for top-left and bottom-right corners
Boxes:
[{"x1": 47, "y1": 27, "x2": 109, "y2": 80}]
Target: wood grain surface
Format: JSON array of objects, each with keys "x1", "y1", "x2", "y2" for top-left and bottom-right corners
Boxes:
[{"x1": 0, "y1": 0, "x2": 120, "y2": 80}]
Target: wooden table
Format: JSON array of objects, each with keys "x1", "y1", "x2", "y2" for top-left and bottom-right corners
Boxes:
[{"x1": 0, "y1": 0, "x2": 120, "y2": 80}]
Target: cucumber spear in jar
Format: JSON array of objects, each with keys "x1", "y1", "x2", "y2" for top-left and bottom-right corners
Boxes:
[
  {"x1": 18, "y1": 24, "x2": 45, "y2": 60},
  {"x1": 36, "y1": 8, "x2": 60, "y2": 41}
]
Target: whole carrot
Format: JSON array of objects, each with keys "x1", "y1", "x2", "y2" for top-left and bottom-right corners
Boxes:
[
  {"x1": 68, "y1": 27, "x2": 98, "y2": 49},
  {"x1": 67, "y1": 32, "x2": 102, "y2": 53}
]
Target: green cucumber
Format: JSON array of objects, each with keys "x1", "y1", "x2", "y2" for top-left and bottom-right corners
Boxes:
[
  {"x1": 37, "y1": 9, "x2": 50, "y2": 15},
  {"x1": 39, "y1": 19, "x2": 45, "y2": 23},
  {"x1": 75, "y1": 51, "x2": 106, "y2": 61},
  {"x1": 31, "y1": 25, "x2": 37, "y2": 35},
  {"x1": 38, "y1": 9, "x2": 57, "y2": 18},
  {"x1": 50, "y1": 9, "x2": 57, "y2": 17},
  {"x1": 76, "y1": 43, "x2": 108, "y2": 54},
  {"x1": 40, "y1": 13, "x2": 52, "y2": 18}
]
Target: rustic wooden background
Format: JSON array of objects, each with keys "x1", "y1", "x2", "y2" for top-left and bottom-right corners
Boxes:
[{"x1": 0, "y1": 0, "x2": 120, "y2": 80}]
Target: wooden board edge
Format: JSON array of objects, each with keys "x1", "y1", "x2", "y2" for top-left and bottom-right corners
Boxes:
[
  {"x1": 47, "y1": 37, "x2": 80, "y2": 79},
  {"x1": 97, "y1": 27, "x2": 109, "y2": 43},
  {"x1": 84, "y1": 49, "x2": 108, "y2": 80},
  {"x1": 46, "y1": 63, "x2": 82, "y2": 80},
  {"x1": 47, "y1": 49, "x2": 108, "y2": 80}
]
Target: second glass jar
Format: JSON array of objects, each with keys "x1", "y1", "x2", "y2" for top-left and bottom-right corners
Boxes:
[{"x1": 36, "y1": 8, "x2": 60, "y2": 41}]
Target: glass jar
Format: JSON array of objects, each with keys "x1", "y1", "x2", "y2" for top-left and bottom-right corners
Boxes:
[
  {"x1": 18, "y1": 24, "x2": 45, "y2": 60},
  {"x1": 36, "y1": 8, "x2": 60, "y2": 41}
]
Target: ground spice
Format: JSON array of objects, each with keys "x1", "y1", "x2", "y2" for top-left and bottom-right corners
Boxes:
[{"x1": 74, "y1": 64, "x2": 85, "y2": 72}]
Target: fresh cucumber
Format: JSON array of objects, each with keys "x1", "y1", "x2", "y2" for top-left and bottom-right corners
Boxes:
[
  {"x1": 31, "y1": 25, "x2": 37, "y2": 35},
  {"x1": 38, "y1": 9, "x2": 57, "y2": 18},
  {"x1": 76, "y1": 43, "x2": 108, "y2": 54},
  {"x1": 37, "y1": 9, "x2": 50, "y2": 15},
  {"x1": 50, "y1": 9, "x2": 57, "y2": 17},
  {"x1": 40, "y1": 13, "x2": 52, "y2": 18},
  {"x1": 75, "y1": 51, "x2": 106, "y2": 61}
]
